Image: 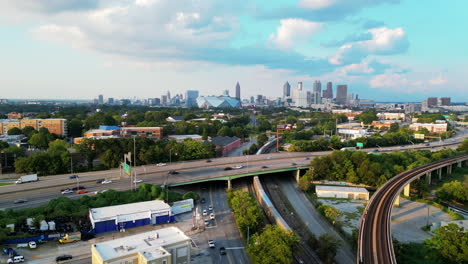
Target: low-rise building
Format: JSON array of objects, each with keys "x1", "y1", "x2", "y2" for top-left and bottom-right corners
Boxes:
[
  {"x1": 211, "y1": 136, "x2": 241, "y2": 156},
  {"x1": 409, "y1": 123, "x2": 447, "y2": 133},
  {"x1": 0, "y1": 118, "x2": 67, "y2": 136},
  {"x1": 121, "y1": 127, "x2": 163, "y2": 140},
  {"x1": 91, "y1": 227, "x2": 191, "y2": 264},
  {"x1": 316, "y1": 185, "x2": 369, "y2": 200},
  {"x1": 377, "y1": 112, "x2": 406, "y2": 121},
  {"x1": 7, "y1": 112, "x2": 23, "y2": 119},
  {"x1": 337, "y1": 128, "x2": 370, "y2": 139},
  {"x1": 168, "y1": 134, "x2": 203, "y2": 142},
  {"x1": 89, "y1": 200, "x2": 173, "y2": 234}
]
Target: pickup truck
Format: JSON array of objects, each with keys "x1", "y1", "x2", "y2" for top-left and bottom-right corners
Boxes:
[{"x1": 58, "y1": 233, "x2": 81, "y2": 244}]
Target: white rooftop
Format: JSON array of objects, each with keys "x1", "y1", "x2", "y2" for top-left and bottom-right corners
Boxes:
[
  {"x1": 169, "y1": 134, "x2": 202, "y2": 139},
  {"x1": 90, "y1": 200, "x2": 170, "y2": 221},
  {"x1": 94, "y1": 227, "x2": 189, "y2": 261},
  {"x1": 316, "y1": 185, "x2": 369, "y2": 193}
]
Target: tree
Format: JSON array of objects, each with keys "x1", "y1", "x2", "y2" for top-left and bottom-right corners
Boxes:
[
  {"x1": 247, "y1": 225, "x2": 299, "y2": 264},
  {"x1": 357, "y1": 109, "x2": 378, "y2": 125},
  {"x1": 457, "y1": 138, "x2": 468, "y2": 153},
  {"x1": 7, "y1": 127, "x2": 22, "y2": 135},
  {"x1": 182, "y1": 191, "x2": 200, "y2": 201},
  {"x1": 0, "y1": 141, "x2": 9, "y2": 151},
  {"x1": 424, "y1": 223, "x2": 468, "y2": 263},
  {"x1": 316, "y1": 234, "x2": 341, "y2": 264},
  {"x1": 217, "y1": 126, "x2": 232, "y2": 137},
  {"x1": 68, "y1": 118, "x2": 83, "y2": 137},
  {"x1": 257, "y1": 133, "x2": 268, "y2": 147},
  {"x1": 389, "y1": 123, "x2": 400, "y2": 133},
  {"x1": 21, "y1": 126, "x2": 37, "y2": 138},
  {"x1": 298, "y1": 173, "x2": 312, "y2": 191},
  {"x1": 437, "y1": 181, "x2": 468, "y2": 203},
  {"x1": 28, "y1": 133, "x2": 50, "y2": 149}
]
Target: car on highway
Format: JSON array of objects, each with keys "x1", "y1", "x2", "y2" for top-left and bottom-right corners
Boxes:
[
  {"x1": 71, "y1": 186, "x2": 86, "y2": 191},
  {"x1": 101, "y1": 180, "x2": 112, "y2": 184},
  {"x1": 223, "y1": 167, "x2": 232, "y2": 171},
  {"x1": 261, "y1": 165, "x2": 268, "y2": 169},
  {"x1": 305, "y1": 157, "x2": 310, "y2": 160},
  {"x1": 208, "y1": 240, "x2": 215, "y2": 248},
  {"x1": 168, "y1": 170, "x2": 179, "y2": 175},
  {"x1": 291, "y1": 162, "x2": 297, "y2": 166},
  {"x1": 208, "y1": 205, "x2": 213, "y2": 211},
  {"x1": 206, "y1": 159, "x2": 212, "y2": 163},
  {"x1": 156, "y1": 163, "x2": 167, "y2": 166},
  {"x1": 266, "y1": 156, "x2": 272, "y2": 159},
  {"x1": 75, "y1": 190, "x2": 88, "y2": 194},
  {"x1": 13, "y1": 199, "x2": 28, "y2": 204},
  {"x1": 210, "y1": 213, "x2": 215, "y2": 220},
  {"x1": 200, "y1": 198, "x2": 206, "y2": 203},
  {"x1": 93, "y1": 190, "x2": 108, "y2": 194},
  {"x1": 96, "y1": 179, "x2": 105, "y2": 183},
  {"x1": 219, "y1": 247, "x2": 226, "y2": 255},
  {"x1": 202, "y1": 209, "x2": 208, "y2": 216},
  {"x1": 232, "y1": 165, "x2": 244, "y2": 169},
  {"x1": 61, "y1": 189, "x2": 74, "y2": 195},
  {"x1": 56, "y1": 254, "x2": 73, "y2": 262},
  {"x1": 133, "y1": 179, "x2": 143, "y2": 183},
  {"x1": 68, "y1": 175, "x2": 79, "y2": 179}
]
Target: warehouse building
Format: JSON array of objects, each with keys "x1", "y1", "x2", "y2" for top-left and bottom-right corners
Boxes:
[
  {"x1": 315, "y1": 185, "x2": 369, "y2": 200},
  {"x1": 89, "y1": 200, "x2": 174, "y2": 234},
  {"x1": 91, "y1": 227, "x2": 191, "y2": 264}
]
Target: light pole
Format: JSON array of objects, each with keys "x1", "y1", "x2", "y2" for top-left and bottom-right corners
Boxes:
[
  {"x1": 169, "y1": 148, "x2": 173, "y2": 165},
  {"x1": 133, "y1": 136, "x2": 137, "y2": 191}
]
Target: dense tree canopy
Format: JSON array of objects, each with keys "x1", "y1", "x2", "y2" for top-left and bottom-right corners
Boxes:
[{"x1": 424, "y1": 224, "x2": 468, "y2": 263}]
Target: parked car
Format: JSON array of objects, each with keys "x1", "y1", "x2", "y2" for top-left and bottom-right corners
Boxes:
[
  {"x1": 13, "y1": 199, "x2": 28, "y2": 204},
  {"x1": 76, "y1": 190, "x2": 88, "y2": 194},
  {"x1": 208, "y1": 205, "x2": 213, "y2": 211},
  {"x1": 156, "y1": 163, "x2": 167, "y2": 166},
  {"x1": 202, "y1": 209, "x2": 207, "y2": 216},
  {"x1": 28, "y1": 241, "x2": 36, "y2": 249},
  {"x1": 68, "y1": 175, "x2": 79, "y2": 179},
  {"x1": 204, "y1": 219, "x2": 210, "y2": 226},
  {"x1": 200, "y1": 198, "x2": 206, "y2": 204},
  {"x1": 219, "y1": 246, "x2": 226, "y2": 255},
  {"x1": 210, "y1": 213, "x2": 215, "y2": 220},
  {"x1": 101, "y1": 180, "x2": 112, "y2": 184},
  {"x1": 7, "y1": 255, "x2": 24, "y2": 263},
  {"x1": 208, "y1": 240, "x2": 215, "y2": 248},
  {"x1": 168, "y1": 171, "x2": 179, "y2": 175},
  {"x1": 2, "y1": 247, "x2": 13, "y2": 255},
  {"x1": 95, "y1": 179, "x2": 105, "y2": 183},
  {"x1": 56, "y1": 254, "x2": 73, "y2": 262},
  {"x1": 61, "y1": 189, "x2": 74, "y2": 195}
]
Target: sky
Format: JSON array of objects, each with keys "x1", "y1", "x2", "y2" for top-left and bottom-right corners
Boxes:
[{"x1": 0, "y1": 0, "x2": 467, "y2": 102}]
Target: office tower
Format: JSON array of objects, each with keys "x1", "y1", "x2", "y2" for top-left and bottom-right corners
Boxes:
[
  {"x1": 324, "y1": 82, "x2": 333, "y2": 98},
  {"x1": 98, "y1": 94, "x2": 104, "y2": 104},
  {"x1": 223, "y1": 90, "x2": 230, "y2": 96},
  {"x1": 440, "y1": 97, "x2": 451, "y2": 106},
  {"x1": 297, "y1": 82, "x2": 303, "y2": 91},
  {"x1": 161, "y1": 95, "x2": 168, "y2": 105},
  {"x1": 167, "y1": 91, "x2": 171, "y2": 101},
  {"x1": 235, "y1": 82, "x2": 241, "y2": 100},
  {"x1": 427, "y1": 97, "x2": 437, "y2": 107},
  {"x1": 293, "y1": 84, "x2": 307, "y2": 107},
  {"x1": 107, "y1": 98, "x2": 114, "y2": 104},
  {"x1": 185, "y1": 90, "x2": 199, "y2": 107},
  {"x1": 336, "y1": 85, "x2": 348, "y2": 104},
  {"x1": 313, "y1": 80, "x2": 322, "y2": 104},
  {"x1": 256, "y1": 95, "x2": 263, "y2": 103},
  {"x1": 250, "y1": 96, "x2": 255, "y2": 104},
  {"x1": 283, "y1": 81, "x2": 291, "y2": 98}
]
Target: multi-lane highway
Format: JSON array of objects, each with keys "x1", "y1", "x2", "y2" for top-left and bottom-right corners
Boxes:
[{"x1": 357, "y1": 154, "x2": 468, "y2": 264}]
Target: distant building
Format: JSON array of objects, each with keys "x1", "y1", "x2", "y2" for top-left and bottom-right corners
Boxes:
[
  {"x1": 283, "y1": 81, "x2": 291, "y2": 98},
  {"x1": 98, "y1": 95, "x2": 104, "y2": 105},
  {"x1": 440, "y1": 97, "x2": 451, "y2": 106},
  {"x1": 0, "y1": 118, "x2": 67, "y2": 136},
  {"x1": 313, "y1": 80, "x2": 322, "y2": 104},
  {"x1": 167, "y1": 91, "x2": 171, "y2": 101},
  {"x1": 196, "y1": 96, "x2": 241, "y2": 109},
  {"x1": 336, "y1": 85, "x2": 348, "y2": 104},
  {"x1": 377, "y1": 113, "x2": 406, "y2": 121},
  {"x1": 250, "y1": 96, "x2": 255, "y2": 104},
  {"x1": 107, "y1": 98, "x2": 114, "y2": 104},
  {"x1": 427, "y1": 97, "x2": 438, "y2": 107},
  {"x1": 235, "y1": 82, "x2": 241, "y2": 100},
  {"x1": 7, "y1": 112, "x2": 23, "y2": 119},
  {"x1": 316, "y1": 185, "x2": 369, "y2": 200},
  {"x1": 168, "y1": 134, "x2": 203, "y2": 142},
  {"x1": 323, "y1": 82, "x2": 333, "y2": 99},
  {"x1": 121, "y1": 127, "x2": 163, "y2": 140},
  {"x1": 185, "y1": 90, "x2": 199, "y2": 108},
  {"x1": 223, "y1": 90, "x2": 230, "y2": 96},
  {"x1": 337, "y1": 128, "x2": 371, "y2": 139},
  {"x1": 409, "y1": 123, "x2": 447, "y2": 133},
  {"x1": 293, "y1": 82, "x2": 308, "y2": 107},
  {"x1": 91, "y1": 227, "x2": 190, "y2": 264},
  {"x1": 161, "y1": 95, "x2": 168, "y2": 105},
  {"x1": 211, "y1": 136, "x2": 241, "y2": 156}
]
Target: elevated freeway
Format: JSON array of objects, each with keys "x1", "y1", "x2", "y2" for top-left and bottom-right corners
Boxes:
[{"x1": 357, "y1": 154, "x2": 468, "y2": 264}]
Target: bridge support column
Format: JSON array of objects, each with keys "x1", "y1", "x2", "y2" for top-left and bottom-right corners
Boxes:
[
  {"x1": 295, "y1": 169, "x2": 301, "y2": 183},
  {"x1": 227, "y1": 179, "x2": 232, "y2": 190},
  {"x1": 394, "y1": 196, "x2": 400, "y2": 207},
  {"x1": 438, "y1": 168, "x2": 442, "y2": 180},
  {"x1": 447, "y1": 164, "x2": 452, "y2": 175},
  {"x1": 426, "y1": 172, "x2": 431, "y2": 185},
  {"x1": 404, "y1": 184, "x2": 410, "y2": 197},
  {"x1": 458, "y1": 161, "x2": 462, "y2": 168}
]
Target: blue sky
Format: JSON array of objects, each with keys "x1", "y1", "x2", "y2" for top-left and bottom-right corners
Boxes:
[{"x1": 0, "y1": 0, "x2": 466, "y2": 101}]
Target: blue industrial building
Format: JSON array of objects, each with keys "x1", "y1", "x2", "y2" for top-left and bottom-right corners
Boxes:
[{"x1": 89, "y1": 200, "x2": 174, "y2": 234}]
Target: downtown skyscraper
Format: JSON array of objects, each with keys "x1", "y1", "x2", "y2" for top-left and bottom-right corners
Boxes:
[
  {"x1": 312, "y1": 80, "x2": 322, "y2": 104},
  {"x1": 336, "y1": 85, "x2": 348, "y2": 104},
  {"x1": 283, "y1": 81, "x2": 291, "y2": 98},
  {"x1": 235, "y1": 82, "x2": 241, "y2": 100}
]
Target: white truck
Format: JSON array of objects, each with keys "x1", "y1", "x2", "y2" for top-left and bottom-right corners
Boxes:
[{"x1": 15, "y1": 174, "x2": 38, "y2": 184}]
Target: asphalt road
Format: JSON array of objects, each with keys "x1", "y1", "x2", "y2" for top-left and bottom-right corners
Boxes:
[{"x1": 277, "y1": 177, "x2": 356, "y2": 264}]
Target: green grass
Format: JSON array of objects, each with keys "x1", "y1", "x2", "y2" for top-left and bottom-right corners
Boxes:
[
  {"x1": 0, "y1": 182, "x2": 13, "y2": 186},
  {"x1": 395, "y1": 242, "x2": 443, "y2": 264}
]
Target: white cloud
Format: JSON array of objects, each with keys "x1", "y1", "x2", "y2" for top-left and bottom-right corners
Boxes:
[
  {"x1": 298, "y1": 0, "x2": 336, "y2": 9},
  {"x1": 341, "y1": 62, "x2": 375, "y2": 75},
  {"x1": 30, "y1": 24, "x2": 90, "y2": 49},
  {"x1": 369, "y1": 73, "x2": 409, "y2": 88},
  {"x1": 428, "y1": 76, "x2": 448, "y2": 85},
  {"x1": 269, "y1": 18, "x2": 322, "y2": 49},
  {"x1": 329, "y1": 27, "x2": 408, "y2": 65}
]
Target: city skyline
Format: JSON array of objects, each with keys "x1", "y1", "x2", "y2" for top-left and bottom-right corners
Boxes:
[{"x1": 0, "y1": 1, "x2": 467, "y2": 101}]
